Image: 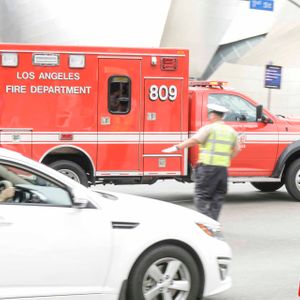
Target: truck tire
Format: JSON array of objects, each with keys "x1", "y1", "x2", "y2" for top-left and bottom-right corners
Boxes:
[
  {"x1": 49, "y1": 160, "x2": 89, "y2": 187},
  {"x1": 251, "y1": 182, "x2": 283, "y2": 192},
  {"x1": 285, "y1": 158, "x2": 300, "y2": 201},
  {"x1": 127, "y1": 244, "x2": 203, "y2": 300}
]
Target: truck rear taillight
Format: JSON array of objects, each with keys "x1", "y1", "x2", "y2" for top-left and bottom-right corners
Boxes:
[
  {"x1": 1, "y1": 53, "x2": 18, "y2": 67},
  {"x1": 161, "y1": 57, "x2": 177, "y2": 71}
]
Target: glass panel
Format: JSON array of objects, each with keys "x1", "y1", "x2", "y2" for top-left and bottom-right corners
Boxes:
[
  {"x1": 208, "y1": 94, "x2": 257, "y2": 122},
  {"x1": 0, "y1": 164, "x2": 72, "y2": 206},
  {"x1": 108, "y1": 76, "x2": 131, "y2": 114}
]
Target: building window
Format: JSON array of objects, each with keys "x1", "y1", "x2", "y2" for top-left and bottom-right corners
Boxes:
[{"x1": 108, "y1": 76, "x2": 131, "y2": 114}]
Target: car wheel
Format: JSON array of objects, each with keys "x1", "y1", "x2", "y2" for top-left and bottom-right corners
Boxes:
[
  {"x1": 251, "y1": 182, "x2": 283, "y2": 192},
  {"x1": 127, "y1": 244, "x2": 203, "y2": 300},
  {"x1": 285, "y1": 158, "x2": 300, "y2": 201},
  {"x1": 49, "y1": 160, "x2": 89, "y2": 186}
]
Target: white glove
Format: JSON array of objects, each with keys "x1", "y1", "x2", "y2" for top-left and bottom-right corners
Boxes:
[{"x1": 162, "y1": 146, "x2": 178, "y2": 153}]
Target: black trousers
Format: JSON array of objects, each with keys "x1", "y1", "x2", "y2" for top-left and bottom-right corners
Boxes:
[{"x1": 194, "y1": 164, "x2": 228, "y2": 221}]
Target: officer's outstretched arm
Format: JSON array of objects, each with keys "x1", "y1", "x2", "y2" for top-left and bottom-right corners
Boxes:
[
  {"x1": 176, "y1": 138, "x2": 199, "y2": 150},
  {"x1": 162, "y1": 138, "x2": 199, "y2": 153}
]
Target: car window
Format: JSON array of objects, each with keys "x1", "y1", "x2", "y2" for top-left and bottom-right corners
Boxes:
[
  {"x1": 0, "y1": 163, "x2": 72, "y2": 206},
  {"x1": 208, "y1": 94, "x2": 257, "y2": 122}
]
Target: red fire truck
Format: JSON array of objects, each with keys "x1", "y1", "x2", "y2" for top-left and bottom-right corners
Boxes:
[{"x1": 1, "y1": 44, "x2": 300, "y2": 201}]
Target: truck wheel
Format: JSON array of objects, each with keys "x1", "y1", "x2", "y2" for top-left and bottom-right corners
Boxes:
[
  {"x1": 49, "y1": 160, "x2": 89, "y2": 187},
  {"x1": 127, "y1": 244, "x2": 203, "y2": 300},
  {"x1": 251, "y1": 182, "x2": 283, "y2": 192},
  {"x1": 285, "y1": 159, "x2": 300, "y2": 201}
]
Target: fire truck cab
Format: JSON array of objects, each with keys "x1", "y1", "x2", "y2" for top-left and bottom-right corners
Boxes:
[
  {"x1": 188, "y1": 80, "x2": 300, "y2": 201},
  {"x1": 0, "y1": 44, "x2": 189, "y2": 186}
]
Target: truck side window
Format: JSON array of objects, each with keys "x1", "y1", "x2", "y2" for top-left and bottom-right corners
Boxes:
[
  {"x1": 108, "y1": 76, "x2": 131, "y2": 114},
  {"x1": 208, "y1": 94, "x2": 257, "y2": 122}
]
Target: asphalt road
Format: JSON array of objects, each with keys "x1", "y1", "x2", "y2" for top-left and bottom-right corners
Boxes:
[{"x1": 99, "y1": 181, "x2": 300, "y2": 300}]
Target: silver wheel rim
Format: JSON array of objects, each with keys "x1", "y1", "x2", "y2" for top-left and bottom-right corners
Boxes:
[
  {"x1": 295, "y1": 169, "x2": 300, "y2": 191},
  {"x1": 58, "y1": 169, "x2": 81, "y2": 183},
  {"x1": 142, "y1": 257, "x2": 191, "y2": 300}
]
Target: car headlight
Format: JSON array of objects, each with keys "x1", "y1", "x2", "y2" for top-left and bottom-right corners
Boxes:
[{"x1": 196, "y1": 223, "x2": 224, "y2": 240}]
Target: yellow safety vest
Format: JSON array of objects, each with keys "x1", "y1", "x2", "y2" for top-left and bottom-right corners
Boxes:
[{"x1": 199, "y1": 123, "x2": 236, "y2": 167}]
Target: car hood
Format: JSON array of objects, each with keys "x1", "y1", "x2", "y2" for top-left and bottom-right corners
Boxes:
[{"x1": 89, "y1": 187, "x2": 218, "y2": 225}]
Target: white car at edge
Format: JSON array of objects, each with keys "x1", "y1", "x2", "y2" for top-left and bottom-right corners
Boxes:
[{"x1": 0, "y1": 148, "x2": 231, "y2": 300}]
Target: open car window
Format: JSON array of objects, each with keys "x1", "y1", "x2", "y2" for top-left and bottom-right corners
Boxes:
[{"x1": 0, "y1": 163, "x2": 72, "y2": 207}]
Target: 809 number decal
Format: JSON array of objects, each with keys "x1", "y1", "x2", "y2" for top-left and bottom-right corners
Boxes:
[{"x1": 149, "y1": 85, "x2": 177, "y2": 101}]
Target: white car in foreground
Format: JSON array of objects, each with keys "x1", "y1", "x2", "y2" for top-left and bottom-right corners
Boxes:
[{"x1": 0, "y1": 148, "x2": 231, "y2": 300}]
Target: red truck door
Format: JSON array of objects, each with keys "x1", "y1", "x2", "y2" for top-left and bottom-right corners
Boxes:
[
  {"x1": 206, "y1": 92, "x2": 278, "y2": 176},
  {"x1": 97, "y1": 58, "x2": 141, "y2": 176},
  {"x1": 143, "y1": 78, "x2": 184, "y2": 176}
]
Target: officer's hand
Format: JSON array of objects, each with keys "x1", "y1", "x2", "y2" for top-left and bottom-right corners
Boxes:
[{"x1": 162, "y1": 146, "x2": 178, "y2": 153}]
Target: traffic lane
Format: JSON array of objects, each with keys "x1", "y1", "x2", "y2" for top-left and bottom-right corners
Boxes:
[
  {"x1": 99, "y1": 182, "x2": 300, "y2": 300},
  {"x1": 209, "y1": 184, "x2": 300, "y2": 300}
]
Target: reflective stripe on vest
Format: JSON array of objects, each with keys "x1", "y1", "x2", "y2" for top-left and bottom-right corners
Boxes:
[{"x1": 199, "y1": 123, "x2": 236, "y2": 167}]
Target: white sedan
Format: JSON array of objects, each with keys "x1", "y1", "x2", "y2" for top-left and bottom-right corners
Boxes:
[{"x1": 0, "y1": 148, "x2": 231, "y2": 300}]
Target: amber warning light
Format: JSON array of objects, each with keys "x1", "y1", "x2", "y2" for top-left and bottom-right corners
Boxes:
[
  {"x1": 189, "y1": 80, "x2": 228, "y2": 89},
  {"x1": 160, "y1": 57, "x2": 177, "y2": 71}
]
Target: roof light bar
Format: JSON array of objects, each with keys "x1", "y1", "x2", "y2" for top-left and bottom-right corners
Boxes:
[
  {"x1": 1, "y1": 53, "x2": 18, "y2": 67},
  {"x1": 189, "y1": 80, "x2": 228, "y2": 89}
]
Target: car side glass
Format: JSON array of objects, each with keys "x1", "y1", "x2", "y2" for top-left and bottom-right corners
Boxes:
[{"x1": 0, "y1": 164, "x2": 72, "y2": 206}]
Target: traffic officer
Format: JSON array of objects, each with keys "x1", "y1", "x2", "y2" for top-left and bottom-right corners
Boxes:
[{"x1": 163, "y1": 103, "x2": 240, "y2": 220}]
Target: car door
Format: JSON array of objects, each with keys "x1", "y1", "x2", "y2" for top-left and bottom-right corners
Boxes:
[
  {"x1": 207, "y1": 92, "x2": 278, "y2": 176},
  {"x1": 0, "y1": 162, "x2": 113, "y2": 300}
]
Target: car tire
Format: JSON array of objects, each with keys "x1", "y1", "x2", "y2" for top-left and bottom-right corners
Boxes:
[
  {"x1": 251, "y1": 182, "x2": 283, "y2": 192},
  {"x1": 285, "y1": 159, "x2": 300, "y2": 201},
  {"x1": 127, "y1": 244, "x2": 203, "y2": 300},
  {"x1": 49, "y1": 160, "x2": 89, "y2": 187}
]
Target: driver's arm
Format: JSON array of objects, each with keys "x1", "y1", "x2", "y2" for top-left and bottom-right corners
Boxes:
[{"x1": 0, "y1": 186, "x2": 15, "y2": 202}]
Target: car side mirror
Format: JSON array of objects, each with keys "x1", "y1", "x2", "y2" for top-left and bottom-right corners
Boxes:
[
  {"x1": 256, "y1": 105, "x2": 263, "y2": 122},
  {"x1": 66, "y1": 186, "x2": 89, "y2": 208},
  {"x1": 72, "y1": 196, "x2": 89, "y2": 208}
]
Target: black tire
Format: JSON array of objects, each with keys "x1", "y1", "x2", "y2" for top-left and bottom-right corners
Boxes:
[
  {"x1": 127, "y1": 244, "x2": 203, "y2": 300},
  {"x1": 285, "y1": 158, "x2": 300, "y2": 201},
  {"x1": 49, "y1": 160, "x2": 89, "y2": 187},
  {"x1": 251, "y1": 182, "x2": 283, "y2": 192}
]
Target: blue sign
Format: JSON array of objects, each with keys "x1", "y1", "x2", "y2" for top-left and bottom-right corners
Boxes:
[
  {"x1": 250, "y1": 0, "x2": 274, "y2": 11},
  {"x1": 265, "y1": 65, "x2": 282, "y2": 89}
]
